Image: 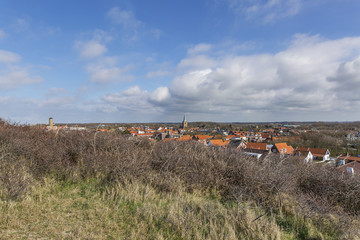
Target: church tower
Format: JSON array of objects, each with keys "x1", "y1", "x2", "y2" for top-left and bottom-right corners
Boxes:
[
  {"x1": 181, "y1": 114, "x2": 188, "y2": 129},
  {"x1": 49, "y1": 117, "x2": 54, "y2": 126}
]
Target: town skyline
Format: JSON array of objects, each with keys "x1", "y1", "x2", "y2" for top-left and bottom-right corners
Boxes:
[{"x1": 1, "y1": 1, "x2": 360, "y2": 123}]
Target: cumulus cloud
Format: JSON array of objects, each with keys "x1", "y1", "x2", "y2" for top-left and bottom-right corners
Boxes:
[
  {"x1": 0, "y1": 50, "x2": 21, "y2": 64},
  {"x1": 106, "y1": 7, "x2": 162, "y2": 42},
  {"x1": 75, "y1": 40, "x2": 107, "y2": 59},
  {"x1": 88, "y1": 65, "x2": 133, "y2": 84},
  {"x1": 149, "y1": 87, "x2": 171, "y2": 103},
  {"x1": 228, "y1": 0, "x2": 302, "y2": 23},
  {"x1": 92, "y1": 29, "x2": 113, "y2": 43},
  {"x1": 187, "y1": 43, "x2": 212, "y2": 55},
  {"x1": 97, "y1": 35, "x2": 360, "y2": 121},
  {"x1": 74, "y1": 30, "x2": 112, "y2": 59},
  {"x1": 0, "y1": 70, "x2": 43, "y2": 90},
  {"x1": 167, "y1": 36, "x2": 360, "y2": 114},
  {"x1": 0, "y1": 49, "x2": 44, "y2": 90},
  {"x1": 12, "y1": 18, "x2": 29, "y2": 32},
  {"x1": 328, "y1": 57, "x2": 360, "y2": 100},
  {"x1": 170, "y1": 69, "x2": 213, "y2": 100},
  {"x1": 102, "y1": 86, "x2": 154, "y2": 112},
  {"x1": 87, "y1": 59, "x2": 134, "y2": 84},
  {"x1": 74, "y1": 31, "x2": 134, "y2": 84},
  {"x1": 0, "y1": 29, "x2": 7, "y2": 40},
  {"x1": 177, "y1": 55, "x2": 217, "y2": 70},
  {"x1": 107, "y1": 7, "x2": 141, "y2": 28}
]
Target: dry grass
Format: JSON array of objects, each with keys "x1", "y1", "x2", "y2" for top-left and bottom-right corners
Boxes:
[
  {"x1": 0, "y1": 178, "x2": 285, "y2": 239},
  {"x1": 0, "y1": 120, "x2": 359, "y2": 239}
]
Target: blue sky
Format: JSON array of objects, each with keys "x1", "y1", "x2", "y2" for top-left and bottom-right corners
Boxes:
[{"x1": 1, "y1": 0, "x2": 360, "y2": 123}]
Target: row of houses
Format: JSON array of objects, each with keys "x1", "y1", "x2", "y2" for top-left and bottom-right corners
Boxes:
[
  {"x1": 336, "y1": 154, "x2": 360, "y2": 176},
  {"x1": 43, "y1": 117, "x2": 359, "y2": 177},
  {"x1": 225, "y1": 140, "x2": 330, "y2": 162}
]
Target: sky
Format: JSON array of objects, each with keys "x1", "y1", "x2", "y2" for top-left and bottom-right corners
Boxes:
[{"x1": 1, "y1": 0, "x2": 360, "y2": 124}]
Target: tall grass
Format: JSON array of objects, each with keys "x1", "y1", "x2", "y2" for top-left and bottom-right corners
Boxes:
[
  {"x1": 1, "y1": 178, "x2": 286, "y2": 239},
  {"x1": 0, "y1": 119, "x2": 359, "y2": 239}
]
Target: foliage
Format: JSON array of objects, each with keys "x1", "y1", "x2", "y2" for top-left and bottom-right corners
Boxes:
[{"x1": 0, "y1": 119, "x2": 359, "y2": 239}]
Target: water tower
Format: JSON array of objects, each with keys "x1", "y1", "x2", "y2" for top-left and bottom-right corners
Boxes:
[{"x1": 49, "y1": 117, "x2": 54, "y2": 126}]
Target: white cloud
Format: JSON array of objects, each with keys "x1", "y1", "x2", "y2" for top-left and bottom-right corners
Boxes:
[
  {"x1": 0, "y1": 29, "x2": 7, "y2": 40},
  {"x1": 178, "y1": 55, "x2": 217, "y2": 70},
  {"x1": 149, "y1": 87, "x2": 171, "y2": 103},
  {"x1": 95, "y1": 35, "x2": 360, "y2": 121},
  {"x1": 149, "y1": 29, "x2": 162, "y2": 40},
  {"x1": 87, "y1": 61, "x2": 134, "y2": 84},
  {"x1": 328, "y1": 57, "x2": 360, "y2": 96},
  {"x1": 106, "y1": 7, "x2": 161, "y2": 43},
  {"x1": 12, "y1": 18, "x2": 30, "y2": 32},
  {"x1": 0, "y1": 50, "x2": 44, "y2": 90},
  {"x1": 228, "y1": 0, "x2": 302, "y2": 23},
  {"x1": 0, "y1": 96, "x2": 10, "y2": 104},
  {"x1": 0, "y1": 70, "x2": 43, "y2": 90},
  {"x1": 74, "y1": 30, "x2": 112, "y2": 59},
  {"x1": 107, "y1": 7, "x2": 141, "y2": 28},
  {"x1": 39, "y1": 96, "x2": 76, "y2": 107},
  {"x1": 92, "y1": 29, "x2": 113, "y2": 43},
  {"x1": 170, "y1": 69, "x2": 213, "y2": 100},
  {"x1": 45, "y1": 87, "x2": 69, "y2": 97},
  {"x1": 146, "y1": 70, "x2": 169, "y2": 79},
  {"x1": 0, "y1": 50, "x2": 21, "y2": 64},
  {"x1": 75, "y1": 40, "x2": 107, "y2": 59},
  {"x1": 188, "y1": 43, "x2": 213, "y2": 55},
  {"x1": 44, "y1": 26, "x2": 61, "y2": 35},
  {"x1": 102, "y1": 86, "x2": 154, "y2": 113}
]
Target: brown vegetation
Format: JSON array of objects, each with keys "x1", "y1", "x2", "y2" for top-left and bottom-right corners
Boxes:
[{"x1": 0, "y1": 119, "x2": 360, "y2": 239}]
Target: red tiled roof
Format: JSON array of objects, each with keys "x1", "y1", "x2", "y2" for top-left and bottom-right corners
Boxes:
[
  {"x1": 296, "y1": 147, "x2": 328, "y2": 157},
  {"x1": 195, "y1": 135, "x2": 213, "y2": 140},
  {"x1": 246, "y1": 142, "x2": 267, "y2": 151},
  {"x1": 260, "y1": 133, "x2": 271, "y2": 139},
  {"x1": 275, "y1": 143, "x2": 294, "y2": 154},
  {"x1": 309, "y1": 148, "x2": 327, "y2": 156},
  {"x1": 263, "y1": 129, "x2": 274, "y2": 132},
  {"x1": 135, "y1": 133, "x2": 153, "y2": 136},
  {"x1": 210, "y1": 139, "x2": 229, "y2": 147},
  {"x1": 177, "y1": 135, "x2": 192, "y2": 141},
  {"x1": 337, "y1": 161, "x2": 360, "y2": 175},
  {"x1": 97, "y1": 129, "x2": 109, "y2": 132},
  {"x1": 338, "y1": 154, "x2": 360, "y2": 162}
]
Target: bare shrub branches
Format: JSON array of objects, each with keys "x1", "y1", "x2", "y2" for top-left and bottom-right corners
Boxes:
[{"x1": 0, "y1": 121, "x2": 360, "y2": 237}]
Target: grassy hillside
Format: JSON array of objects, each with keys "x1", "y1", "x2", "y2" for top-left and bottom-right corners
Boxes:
[{"x1": 0, "y1": 120, "x2": 359, "y2": 239}]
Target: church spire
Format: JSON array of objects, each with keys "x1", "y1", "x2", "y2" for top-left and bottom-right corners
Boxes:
[{"x1": 181, "y1": 114, "x2": 188, "y2": 129}]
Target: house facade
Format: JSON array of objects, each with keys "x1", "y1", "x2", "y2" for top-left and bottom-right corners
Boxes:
[
  {"x1": 295, "y1": 147, "x2": 330, "y2": 161},
  {"x1": 271, "y1": 143, "x2": 294, "y2": 155}
]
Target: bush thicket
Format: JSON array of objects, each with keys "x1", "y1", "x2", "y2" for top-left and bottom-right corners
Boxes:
[{"x1": 0, "y1": 119, "x2": 360, "y2": 239}]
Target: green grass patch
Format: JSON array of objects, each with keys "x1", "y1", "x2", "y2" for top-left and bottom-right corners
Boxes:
[{"x1": 0, "y1": 177, "x2": 288, "y2": 239}]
